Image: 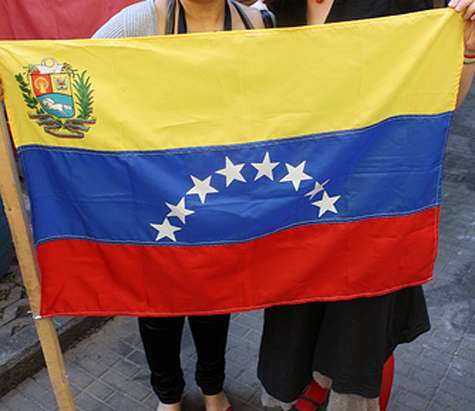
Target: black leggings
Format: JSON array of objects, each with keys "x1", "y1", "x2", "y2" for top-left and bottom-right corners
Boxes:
[{"x1": 138, "y1": 314, "x2": 230, "y2": 404}]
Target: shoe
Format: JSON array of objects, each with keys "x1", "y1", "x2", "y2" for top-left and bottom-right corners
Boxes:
[{"x1": 290, "y1": 380, "x2": 329, "y2": 411}]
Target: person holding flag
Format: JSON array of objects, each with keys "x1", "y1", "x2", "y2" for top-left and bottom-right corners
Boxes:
[
  {"x1": 256, "y1": 1, "x2": 475, "y2": 410},
  {"x1": 92, "y1": 4, "x2": 275, "y2": 411}
]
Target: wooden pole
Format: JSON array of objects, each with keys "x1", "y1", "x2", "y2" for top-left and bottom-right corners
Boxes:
[{"x1": 0, "y1": 104, "x2": 77, "y2": 411}]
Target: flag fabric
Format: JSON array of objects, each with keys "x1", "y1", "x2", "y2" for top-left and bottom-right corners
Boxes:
[
  {"x1": 0, "y1": 0, "x2": 138, "y2": 40},
  {"x1": 0, "y1": 9, "x2": 463, "y2": 317}
]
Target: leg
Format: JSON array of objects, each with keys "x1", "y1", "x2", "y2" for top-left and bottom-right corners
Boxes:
[
  {"x1": 379, "y1": 355, "x2": 395, "y2": 411},
  {"x1": 188, "y1": 314, "x2": 231, "y2": 411},
  {"x1": 138, "y1": 317, "x2": 186, "y2": 405},
  {"x1": 313, "y1": 296, "x2": 390, "y2": 400},
  {"x1": 188, "y1": 314, "x2": 230, "y2": 395},
  {"x1": 326, "y1": 392, "x2": 380, "y2": 411},
  {"x1": 258, "y1": 303, "x2": 325, "y2": 403},
  {"x1": 313, "y1": 287, "x2": 429, "y2": 408}
]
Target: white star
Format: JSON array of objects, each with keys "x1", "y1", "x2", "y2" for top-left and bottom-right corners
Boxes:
[
  {"x1": 279, "y1": 161, "x2": 312, "y2": 191},
  {"x1": 252, "y1": 152, "x2": 279, "y2": 181},
  {"x1": 150, "y1": 219, "x2": 182, "y2": 242},
  {"x1": 312, "y1": 191, "x2": 341, "y2": 218},
  {"x1": 216, "y1": 157, "x2": 246, "y2": 187},
  {"x1": 305, "y1": 179, "x2": 330, "y2": 200},
  {"x1": 186, "y1": 175, "x2": 218, "y2": 204},
  {"x1": 166, "y1": 197, "x2": 194, "y2": 224}
]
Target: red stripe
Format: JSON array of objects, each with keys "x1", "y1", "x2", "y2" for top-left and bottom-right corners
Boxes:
[{"x1": 38, "y1": 208, "x2": 439, "y2": 317}]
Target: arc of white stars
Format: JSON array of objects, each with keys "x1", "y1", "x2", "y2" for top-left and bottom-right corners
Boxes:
[
  {"x1": 216, "y1": 156, "x2": 246, "y2": 187},
  {"x1": 312, "y1": 191, "x2": 341, "y2": 218},
  {"x1": 252, "y1": 152, "x2": 279, "y2": 181},
  {"x1": 166, "y1": 197, "x2": 195, "y2": 224},
  {"x1": 305, "y1": 179, "x2": 330, "y2": 200},
  {"x1": 151, "y1": 155, "x2": 342, "y2": 242},
  {"x1": 186, "y1": 175, "x2": 218, "y2": 204},
  {"x1": 150, "y1": 218, "x2": 181, "y2": 242},
  {"x1": 279, "y1": 161, "x2": 312, "y2": 191}
]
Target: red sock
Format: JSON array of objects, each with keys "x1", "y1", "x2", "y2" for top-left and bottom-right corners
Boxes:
[{"x1": 294, "y1": 380, "x2": 329, "y2": 411}]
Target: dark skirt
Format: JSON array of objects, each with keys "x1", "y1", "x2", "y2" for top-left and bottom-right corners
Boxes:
[
  {"x1": 257, "y1": 287, "x2": 430, "y2": 402},
  {"x1": 259, "y1": 0, "x2": 434, "y2": 402}
]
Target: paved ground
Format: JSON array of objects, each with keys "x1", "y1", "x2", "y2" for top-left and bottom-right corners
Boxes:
[
  {"x1": 1, "y1": 91, "x2": 475, "y2": 411},
  {"x1": 0, "y1": 263, "x2": 108, "y2": 397}
]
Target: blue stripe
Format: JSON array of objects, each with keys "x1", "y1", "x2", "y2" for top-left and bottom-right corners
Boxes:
[{"x1": 20, "y1": 113, "x2": 451, "y2": 246}]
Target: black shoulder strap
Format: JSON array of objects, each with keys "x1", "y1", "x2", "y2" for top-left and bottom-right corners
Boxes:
[
  {"x1": 165, "y1": 0, "x2": 176, "y2": 34},
  {"x1": 260, "y1": 9, "x2": 276, "y2": 28},
  {"x1": 177, "y1": 1, "x2": 188, "y2": 33},
  {"x1": 231, "y1": 1, "x2": 254, "y2": 30}
]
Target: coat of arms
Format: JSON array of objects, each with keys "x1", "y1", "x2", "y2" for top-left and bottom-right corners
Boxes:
[{"x1": 15, "y1": 58, "x2": 96, "y2": 138}]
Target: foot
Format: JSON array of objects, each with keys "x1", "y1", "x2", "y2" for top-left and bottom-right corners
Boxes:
[
  {"x1": 157, "y1": 401, "x2": 182, "y2": 411},
  {"x1": 203, "y1": 391, "x2": 231, "y2": 411}
]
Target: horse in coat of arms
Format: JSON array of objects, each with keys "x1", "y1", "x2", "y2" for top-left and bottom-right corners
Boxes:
[{"x1": 16, "y1": 58, "x2": 96, "y2": 138}]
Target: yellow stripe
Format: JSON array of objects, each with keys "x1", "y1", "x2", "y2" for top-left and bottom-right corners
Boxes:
[{"x1": 0, "y1": 9, "x2": 464, "y2": 152}]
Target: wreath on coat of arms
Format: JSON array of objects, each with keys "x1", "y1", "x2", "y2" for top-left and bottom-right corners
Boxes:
[{"x1": 15, "y1": 58, "x2": 96, "y2": 139}]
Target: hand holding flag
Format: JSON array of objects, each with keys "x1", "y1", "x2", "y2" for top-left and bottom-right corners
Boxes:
[{"x1": 449, "y1": 0, "x2": 475, "y2": 49}]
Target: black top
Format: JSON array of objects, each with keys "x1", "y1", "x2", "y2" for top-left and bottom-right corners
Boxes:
[
  {"x1": 267, "y1": 0, "x2": 435, "y2": 27},
  {"x1": 328, "y1": 0, "x2": 435, "y2": 22}
]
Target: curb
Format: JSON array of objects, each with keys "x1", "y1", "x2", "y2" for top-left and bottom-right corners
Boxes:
[{"x1": 0, "y1": 316, "x2": 110, "y2": 398}]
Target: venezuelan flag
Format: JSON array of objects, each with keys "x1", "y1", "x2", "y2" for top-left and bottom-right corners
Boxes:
[{"x1": 0, "y1": 9, "x2": 463, "y2": 317}]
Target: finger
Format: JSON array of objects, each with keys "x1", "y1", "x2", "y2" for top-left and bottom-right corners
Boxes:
[
  {"x1": 465, "y1": 1, "x2": 475, "y2": 18},
  {"x1": 455, "y1": 0, "x2": 473, "y2": 12},
  {"x1": 449, "y1": 0, "x2": 462, "y2": 9},
  {"x1": 467, "y1": 2, "x2": 475, "y2": 18}
]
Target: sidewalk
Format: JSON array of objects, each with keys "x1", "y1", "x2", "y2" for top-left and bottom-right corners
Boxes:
[
  {"x1": 0, "y1": 263, "x2": 108, "y2": 398},
  {"x1": 1, "y1": 96, "x2": 475, "y2": 411}
]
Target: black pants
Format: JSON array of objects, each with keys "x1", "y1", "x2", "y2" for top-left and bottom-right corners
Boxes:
[{"x1": 139, "y1": 314, "x2": 230, "y2": 404}]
